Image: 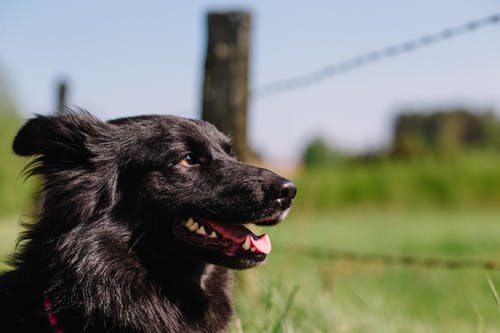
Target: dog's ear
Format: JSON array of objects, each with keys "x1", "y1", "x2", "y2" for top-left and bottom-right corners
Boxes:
[
  {"x1": 13, "y1": 115, "x2": 55, "y2": 156},
  {"x1": 14, "y1": 113, "x2": 118, "y2": 222},
  {"x1": 13, "y1": 113, "x2": 108, "y2": 161}
]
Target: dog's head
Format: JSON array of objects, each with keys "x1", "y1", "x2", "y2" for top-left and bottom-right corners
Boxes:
[{"x1": 13, "y1": 112, "x2": 296, "y2": 269}]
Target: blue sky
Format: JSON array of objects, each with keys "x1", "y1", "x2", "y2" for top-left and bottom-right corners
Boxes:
[{"x1": 1, "y1": 1, "x2": 499, "y2": 161}]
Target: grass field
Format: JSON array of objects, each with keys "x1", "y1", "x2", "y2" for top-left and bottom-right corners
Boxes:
[
  {"x1": 295, "y1": 153, "x2": 500, "y2": 211},
  {"x1": 230, "y1": 209, "x2": 500, "y2": 333},
  {"x1": 2, "y1": 210, "x2": 500, "y2": 332}
]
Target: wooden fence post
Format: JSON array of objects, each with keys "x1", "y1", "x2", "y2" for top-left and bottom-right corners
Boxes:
[
  {"x1": 202, "y1": 11, "x2": 252, "y2": 162},
  {"x1": 56, "y1": 79, "x2": 67, "y2": 114}
]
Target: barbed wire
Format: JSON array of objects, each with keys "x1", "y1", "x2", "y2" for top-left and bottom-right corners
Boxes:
[
  {"x1": 252, "y1": 13, "x2": 500, "y2": 99},
  {"x1": 274, "y1": 244, "x2": 500, "y2": 271}
]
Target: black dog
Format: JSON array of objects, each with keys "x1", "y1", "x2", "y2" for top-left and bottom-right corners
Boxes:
[{"x1": 0, "y1": 112, "x2": 296, "y2": 332}]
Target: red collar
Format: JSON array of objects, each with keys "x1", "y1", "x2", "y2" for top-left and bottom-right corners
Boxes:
[{"x1": 43, "y1": 296, "x2": 64, "y2": 333}]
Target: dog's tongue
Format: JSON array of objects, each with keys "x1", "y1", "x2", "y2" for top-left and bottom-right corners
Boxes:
[
  {"x1": 206, "y1": 221, "x2": 272, "y2": 254},
  {"x1": 249, "y1": 234, "x2": 271, "y2": 254}
]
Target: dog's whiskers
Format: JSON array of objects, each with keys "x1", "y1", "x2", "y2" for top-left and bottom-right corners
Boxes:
[
  {"x1": 200, "y1": 205, "x2": 220, "y2": 215},
  {"x1": 128, "y1": 232, "x2": 146, "y2": 254}
]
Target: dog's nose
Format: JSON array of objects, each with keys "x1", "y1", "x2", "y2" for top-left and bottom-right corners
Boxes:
[
  {"x1": 279, "y1": 181, "x2": 297, "y2": 201},
  {"x1": 272, "y1": 179, "x2": 297, "y2": 209}
]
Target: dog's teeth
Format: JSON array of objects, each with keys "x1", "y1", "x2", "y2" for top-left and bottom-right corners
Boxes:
[
  {"x1": 250, "y1": 247, "x2": 256, "y2": 252},
  {"x1": 242, "y1": 237, "x2": 251, "y2": 250},
  {"x1": 188, "y1": 222, "x2": 199, "y2": 232},
  {"x1": 196, "y1": 225, "x2": 207, "y2": 236},
  {"x1": 185, "y1": 218, "x2": 194, "y2": 227},
  {"x1": 209, "y1": 231, "x2": 218, "y2": 239}
]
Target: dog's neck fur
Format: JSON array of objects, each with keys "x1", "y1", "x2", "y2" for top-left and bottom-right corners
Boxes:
[{"x1": 20, "y1": 217, "x2": 234, "y2": 333}]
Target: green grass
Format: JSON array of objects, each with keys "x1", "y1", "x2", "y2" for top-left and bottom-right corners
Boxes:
[
  {"x1": 230, "y1": 209, "x2": 500, "y2": 333},
  {"x1": 296, "y1": 153, "x2": 500, "y2": 210},
  {"x1": 0, "y1": 217, "x2": 22, "y2": 271},
  {"x1": 0, "y1": 112, "x2": 39, "y2": 217}
]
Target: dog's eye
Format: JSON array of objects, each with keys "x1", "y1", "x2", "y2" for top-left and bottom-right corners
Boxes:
[{"x1": 179, "y1": 154, "x2": 197, "y2": 166}]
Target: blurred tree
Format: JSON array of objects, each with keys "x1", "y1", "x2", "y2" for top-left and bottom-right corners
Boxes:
[
  {"x1": 0, "y1": 72, "x2": 17, "y2": 116},
  {"x1": 0, "y1": 70, "x2": 38, "y2": 217},
  {"x1": 302, "y1": 137, "x2": 346, "y2": 167}
]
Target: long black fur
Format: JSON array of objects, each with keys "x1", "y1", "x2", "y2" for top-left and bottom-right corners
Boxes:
[{"x1": 0, "y1": 112, "x2": 295, "y2": 333}]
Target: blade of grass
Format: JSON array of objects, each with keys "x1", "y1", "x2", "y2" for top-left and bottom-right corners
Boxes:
[
  {"x1": 472, "y1": 304, "x2": 486, "y2": 333},
  {"x1": 487, "y1": 276, "x2": 500, "y2": 313},
  {"x1": 234, "y1": 317, "x2": 244, "y2": 333},
  {"x1": 270, "y1": 285, "x2": 299, "y2": 333}
]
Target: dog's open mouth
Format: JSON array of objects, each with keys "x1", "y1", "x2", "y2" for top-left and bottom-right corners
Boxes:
[{"x1": 174, "y1": 216, "x2": 283, "y2": 258}]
